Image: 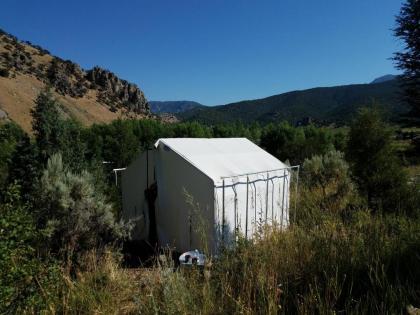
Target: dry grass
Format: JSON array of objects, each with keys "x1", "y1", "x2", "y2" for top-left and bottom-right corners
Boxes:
[
  {"x1": 60, "y1": 250, "x2": 142, "y2": 314},
  {"x1": 0, "y1": 36, "x2": 150, "y2": 133},
  {"x1": 42, "y1": 174, "x2": 419, "y2": 315},
  {"x1": 0, "y1": 74, "x2": 150, "y2": 134},
  {"x1": 49, "y1": 208, "x2": 420, "y2": 315}
]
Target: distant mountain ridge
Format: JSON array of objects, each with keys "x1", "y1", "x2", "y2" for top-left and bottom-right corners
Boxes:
[
  {"x1": 0, "y1": 28, "x2": 404, "y2": 130},
  {"x1": 179, "y1": 78, "x2": 405, "y2": 125},
  {"x1": 149, "y1": 101, "x2": 204, "y2": 114},
  {"x1": 370, "y1": 74, "x2": 398, "y2": 84}
]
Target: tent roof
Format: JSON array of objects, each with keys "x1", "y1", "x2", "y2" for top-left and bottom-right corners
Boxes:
[{"x1": 154, "y1": 138, "x2": 288, "y2": 182}]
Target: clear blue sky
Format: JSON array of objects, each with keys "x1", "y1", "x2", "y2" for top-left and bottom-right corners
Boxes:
[{"x1": 0, "y1": 0, "x2": 403, "y2": 105}]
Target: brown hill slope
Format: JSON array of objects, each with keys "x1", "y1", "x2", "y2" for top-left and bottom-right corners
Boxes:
[{"x1": 0, "y1": 29, "x2": 151, "y2": 133}]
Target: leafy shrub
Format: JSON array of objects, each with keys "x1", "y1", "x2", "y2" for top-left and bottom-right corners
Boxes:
[
  {"x1": 347, "y1": 108, "x2": 411, "y2": 213},
  {"x1": 301, "y1": 150, "x2": 357, "y2": 218},
  {"x1": 0, "y1": 185, "x2": 62, "y2": 314},
  {"x1": 33, "y1": 154, "x2": 131, "y2": 267}
]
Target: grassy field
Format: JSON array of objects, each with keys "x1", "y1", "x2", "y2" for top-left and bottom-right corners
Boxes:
[
  {"x1": 38, "y1": 177, "x2": 420, "y2": 315},
  {"x1": 54, "y1": 211, "x2": 420, "y2": 314}
]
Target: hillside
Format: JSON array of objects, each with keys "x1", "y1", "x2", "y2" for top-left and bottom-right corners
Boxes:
[
  {"x1": 180, "y1": 79, "x2": 406, "y2": 125},
  {"x1": 149, "y1": 100, "x2": 204, "y2": 114},
  {"x1": 0, "y1": 29, "x2": 151, "y2": 133},
  {"x1": 0, "y1": 28, "x2": 407, "y2": 130},
  {"x1": 370, "y1": 74, "x2": 398, "y2": 84}
]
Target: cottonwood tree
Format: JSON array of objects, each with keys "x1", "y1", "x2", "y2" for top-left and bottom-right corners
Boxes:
[{"x1": 394, "y1": 0, "x2": 420, "y2": 120}]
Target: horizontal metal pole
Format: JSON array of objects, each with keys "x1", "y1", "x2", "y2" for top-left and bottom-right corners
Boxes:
[
  {"x1": 112, "y1": 167, "x2": 127, "y2": 172},
  {"x1": 219, "y1": 165, "x2": 299, "y2": 180},
  {"x1": 214, "y1": 174, "x2": 289, "y2": 188}
]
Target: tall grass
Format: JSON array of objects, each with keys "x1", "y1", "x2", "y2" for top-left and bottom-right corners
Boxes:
[
  {"x1": 191, "y1": 213, "x2": 418, "y2": 314},
  {"x1": 59, "y1": 249, "x2": 141, "y2": 314},
  {"x1": 49, "y1": 206, "x2": 419, "y2": 315},
  {"x1": 36, "y1": 160, "x2": 420, "y2": 314}
]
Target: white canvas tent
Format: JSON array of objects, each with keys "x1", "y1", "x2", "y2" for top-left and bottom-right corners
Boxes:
[{"x1": 122, "y1": 138, "x2": 295, "y2": 253}]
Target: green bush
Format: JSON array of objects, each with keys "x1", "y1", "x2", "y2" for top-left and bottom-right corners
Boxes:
[
  {"x1": 300, "y1": 150, "x2": 358, "y2": 220},
  {"x1": 6, "y1": 134, "x2": 40, "y2": 202},
  {"x1": 0, "y1": 184, "x2": 62, "y2": 314},
  {"x1": 0, "y1": 122, "x2": 25, "y2": 193},
  {"x1": 33, "y1": 154, "x2": 131, "y2": 267},
  {"x1": 347, "y1": 107, "x2": 412, "y2": 214}
]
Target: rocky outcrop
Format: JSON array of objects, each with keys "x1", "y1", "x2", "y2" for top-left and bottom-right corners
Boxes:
[
  {"x1": 0, "y1": 29, "x2": 150, "y2": 116},
  {"x1": 47, "y1": 59, "x2": 87, "y2": 97},
  {"x1": 0, "y1": 108, "x2": 8, "y2": 120},
  {"x1": 86, "y1": 67, "x2": 149, "y2": 114},
  {"x1": 158, "y1": 113, "x2": 180, "y2": 123}
]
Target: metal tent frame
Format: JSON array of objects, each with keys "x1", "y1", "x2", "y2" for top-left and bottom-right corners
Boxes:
[{"x1": 214, "y1": 165, "x2": 300, "y2": 241}]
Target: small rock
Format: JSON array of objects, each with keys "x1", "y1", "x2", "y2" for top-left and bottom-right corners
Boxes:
[{"x1": 0, "y1": 108, "x2": 8, "y2": 119}]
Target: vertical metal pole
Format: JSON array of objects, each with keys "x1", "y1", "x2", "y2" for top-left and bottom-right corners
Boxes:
[
  {"x1": 222, "y1": 179, "x2": 225, "y2": 243},
  {"x1": 271, "y1": 179, "x2": 274, "y2": 221},
  {"x1": 245, "y1": 176, "x2": 249, "y2": 240},
  {"x1": 146, "y1": 149, "x2": 149, "y2": 188},
  {"x1": 278, "y1": 176, "x2": 282, "y2": 225},
  {"x1": 281, "y1": 169, "x2": 286, "y2": 229},
  {"x1": 233, "y1": 185, "x2": 237, "y2": 241},
  {"x1": 253, "y1": 182, "x2": 257, "y2": 228},
  {"x1": 294, "y1": 166, "x2": 300, "y2": 224},
  {"x1": 189, "y1": 213, "x2": 192, "y2": 248},
  {"x1": 265, "y1": 173, "x2": 269, "y2": 223}
]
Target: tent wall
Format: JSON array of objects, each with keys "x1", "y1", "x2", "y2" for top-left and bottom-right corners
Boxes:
[
  {"x1": 155, "y1": 143, "x2": 215, "y2": 253},
  {"x1": 214, "y1": 169, "x2": 290, "y2": 244},
  {"x1": 121, "y1": 150, "x2": 155, "y2": 241}
]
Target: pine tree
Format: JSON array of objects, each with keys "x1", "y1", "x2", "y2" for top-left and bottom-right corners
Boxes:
[
  {"x1": 0, "y1": 122, "x2": 25, "y2": 191},
  {"x1": 7, "y1": 134, "x2": 41, "y2": 201},
  {"x1": 394, "y1": 0, "x2": 420, "y2": 121},
  {"x1": 31, "y1": 89, "x2": 63, "y2": 163}
]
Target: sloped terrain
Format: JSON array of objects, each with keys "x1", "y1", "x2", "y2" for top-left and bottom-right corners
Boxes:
[
  {"x1": 0, "y1": 29, "x2": 151, "y2": 133},
  {"x1": 149, "y1": 101, "x2": 205, "y2": 114},
  {"x1": 180, "y1": 79, "x2": 406, "y2": 125}
]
